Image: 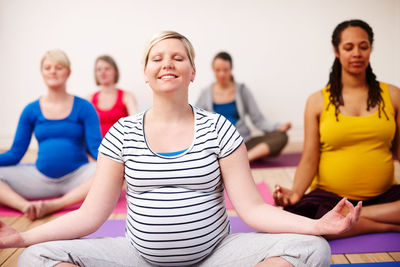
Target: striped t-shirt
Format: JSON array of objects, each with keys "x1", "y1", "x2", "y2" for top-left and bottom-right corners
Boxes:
[{"x1": 99, "y1": 105, "x2": 243, "y2": 266}]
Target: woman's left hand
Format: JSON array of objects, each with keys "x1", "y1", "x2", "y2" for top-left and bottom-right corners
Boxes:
[{"x1": 315, "y1": 198, "x2": 362, "y2": 235}]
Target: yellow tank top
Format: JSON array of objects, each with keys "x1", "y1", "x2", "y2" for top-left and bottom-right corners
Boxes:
[{"x1": 310, "y1": 82, "x2": 396, "y2": 200}]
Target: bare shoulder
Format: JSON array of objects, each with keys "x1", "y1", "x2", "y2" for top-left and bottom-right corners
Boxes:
[
  {"x1": 387, "y1": 83, "x2": 400, "y2": 95},
  {"x1": 387, "y1": 83, "x2": 400, "y2": 110},
  {"x1": 122, "y1": 90, "x2": 138, "y2": 114},
  {"x1": 121, "y1": 90, "x2": 135, "y2": 100},
  {"x1": 305, "y1": 90, "x2": 324, "y2": 116},
  {"x1": 307, "y1": 90, "x2": 324, "y2": 104}
]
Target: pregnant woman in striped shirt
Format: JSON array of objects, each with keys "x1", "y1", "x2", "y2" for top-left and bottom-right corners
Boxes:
[{"x1": 1, "y1": 31, "x2": 361, "y2": 267}]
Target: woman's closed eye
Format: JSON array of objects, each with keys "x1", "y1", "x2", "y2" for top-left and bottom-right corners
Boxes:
[
  {"x1": 152, "y1": 56, "x2": 162, "y2": 62},
  {"x1": 174, "y1": 55, "x2": 184, "y2": 61}
]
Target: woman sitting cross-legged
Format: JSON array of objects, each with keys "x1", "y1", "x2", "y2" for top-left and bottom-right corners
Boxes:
[
  {"x1": 0, "y1": 49, "x2": 102, "y2": 219},
  {"x1": 274, "y1": 19, "x2": 400, "y2": 239}
]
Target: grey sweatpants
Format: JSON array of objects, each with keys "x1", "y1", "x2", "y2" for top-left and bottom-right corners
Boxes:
[
  {"x1": 18, "y1": 232, "x2": 331, "y2": 267},
  {"x1": 0, "y1": 162, "x2": 96, "y2": 199}
]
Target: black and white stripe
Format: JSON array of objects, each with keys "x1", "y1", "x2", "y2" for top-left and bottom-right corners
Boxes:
[{"x1": 99, "y1": 106, "x2": 243, "y2": 266}]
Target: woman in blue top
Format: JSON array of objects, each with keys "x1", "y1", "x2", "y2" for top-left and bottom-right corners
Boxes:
[{"x1": 0, "y1": 50, "x2": 102, "y2": 220}]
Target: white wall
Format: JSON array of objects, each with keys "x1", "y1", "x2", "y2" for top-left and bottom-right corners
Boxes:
[{"x1": 1, "y1": 0, "x2": 399, "y2": 148}]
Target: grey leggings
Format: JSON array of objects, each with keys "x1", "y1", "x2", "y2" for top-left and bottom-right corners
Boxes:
[
  {"x1": 245, "y1": 131, "x2": 288, "y2": 157},
  {"x1": 18, "y1": 233, "x2": 331, "y2": 267},
  {"x1": 0, "y1": 162, "x2": 96, "y2": 199}
]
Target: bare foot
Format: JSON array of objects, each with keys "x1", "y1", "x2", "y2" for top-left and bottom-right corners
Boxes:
[
  {"x1": 22, "y1": 203, "x2": 37, "y2": 220},
  {"x1": 31, "y1": 200, "x2": 59, "y2": 218}
]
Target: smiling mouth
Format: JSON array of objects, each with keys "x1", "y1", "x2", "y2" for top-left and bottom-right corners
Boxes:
[{"x1": 159, "y1": 74, "x2": 178, "y2": 80}]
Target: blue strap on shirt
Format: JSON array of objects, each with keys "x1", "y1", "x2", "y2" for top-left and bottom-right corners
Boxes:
[{"x1": 157, "y1": 148, "x2": 189, "y2": 157}]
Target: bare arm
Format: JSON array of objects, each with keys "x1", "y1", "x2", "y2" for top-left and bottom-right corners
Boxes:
[
  {"x1": 292, "y1": 91, "x2": 323, "y2": 196},
  {"x1": 388, "y1": 84, "x2": 400, "y2": 161},
  {"x1": 220, "y1": 144, "x2": 361, "y2": 235},
  {"x1": 274, "y1": 91, "x2": 323, "y2": 206},
  {"x1": 0, "y1": 153, "x2": 125, "y2": 248},
  {"x1": 123, "y1": 91, "x2": 138, "y2": 115}
]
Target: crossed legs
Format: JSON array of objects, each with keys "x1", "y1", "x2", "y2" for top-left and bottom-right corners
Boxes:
[{"x1": 0, "y1": 163, "x2": 95, "y2": 219}]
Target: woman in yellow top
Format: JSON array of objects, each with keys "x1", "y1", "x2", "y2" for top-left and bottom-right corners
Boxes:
[{"x1": 274, "y1": 19, "x2": 400, "y2": 239}]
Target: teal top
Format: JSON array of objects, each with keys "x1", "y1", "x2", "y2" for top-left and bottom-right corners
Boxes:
[{"x1": 213, "y1": 100, "x2": 239, "y2": 125}]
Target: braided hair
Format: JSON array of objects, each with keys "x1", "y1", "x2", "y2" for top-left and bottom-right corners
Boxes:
[{"x1": 327, "y1": 19, "x2": 388, "y2": 121}]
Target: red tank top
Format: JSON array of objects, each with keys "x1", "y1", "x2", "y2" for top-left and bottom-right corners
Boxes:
[{"x1": 92, "y1": 89, "x2": 129, "y2": 137}]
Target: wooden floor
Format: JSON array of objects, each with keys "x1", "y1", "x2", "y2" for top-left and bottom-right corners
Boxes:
[{"x1": 1, "y1": 144, "x2": 400, "y2": 266}]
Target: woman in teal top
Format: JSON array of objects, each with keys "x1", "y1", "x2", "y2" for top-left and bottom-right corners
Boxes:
[
  {"x1": 196, "y1": 52, "x2": 291, "y2": 162},
  {"x1": 0, "y1": 50, "x2": 102, "y2": 219}
]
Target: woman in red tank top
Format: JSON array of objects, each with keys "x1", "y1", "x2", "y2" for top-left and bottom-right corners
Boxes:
[{"x1": 89, "y1": 55, "x2": 137, "y2": 137}]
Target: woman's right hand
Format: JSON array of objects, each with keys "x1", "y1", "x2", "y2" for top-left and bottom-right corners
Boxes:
[
  {"x1": 0, "y1": 220, "x2": 25, "y2": 248},
  {"x1": 278, "y1": 122, "x2": 292, "y2": 132},
  {"x1": 273, "y1": 185, "x2": 301, "y2": 207}
]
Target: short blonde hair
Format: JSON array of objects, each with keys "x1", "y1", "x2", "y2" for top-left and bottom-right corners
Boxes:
[
  {"x1": 143, "y1": 31, "x2": 195, "y2": 69},
  {"x1": 40, "y1": 49, "x2": 71, "y2": 70}
]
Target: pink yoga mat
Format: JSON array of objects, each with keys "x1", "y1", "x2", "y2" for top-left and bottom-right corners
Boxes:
[
  {"x1": 0, "y1": 190, "x2": 127, "y2": 216},
  {"x1": 0, "y1": 183, "x2": 273, "y2": 216},
  {"x1": 224, "y1": 181, "x2": 275, "y2": 210}
]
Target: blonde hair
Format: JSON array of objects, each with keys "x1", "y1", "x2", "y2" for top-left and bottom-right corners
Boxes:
[
  {"x1": 40, "y1": 49, "x2": 71, "y2": 70},
  {"x1": 143, "y1": 31, "x2": 195, "y2": 68}
]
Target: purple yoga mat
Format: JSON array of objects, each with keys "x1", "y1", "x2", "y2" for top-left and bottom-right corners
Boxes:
[
  {"x1": 228, "y1": 216, "x2": 257, "y2": 233},
  {"x1": 84, "y1": 217, "x2": 257, "y2": 238},
  {"x1": 85, "y1": 218, "x2": 400, "y2": 255},
  {"x1": 250, "y1": 153, "x2": 301, "y2": 168},
  {"x1": 84, "y1": 220, "x2": 125, "y2": 238},
  {"x1": 329, "y1": 232, "x2": 400, "y2": 254},
  {"x1": 332, "y1": 263, "x2": 400, "y2": 267},
  {"x1": 228, "y1": 218, "x2": 400, "y2": 254}
]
